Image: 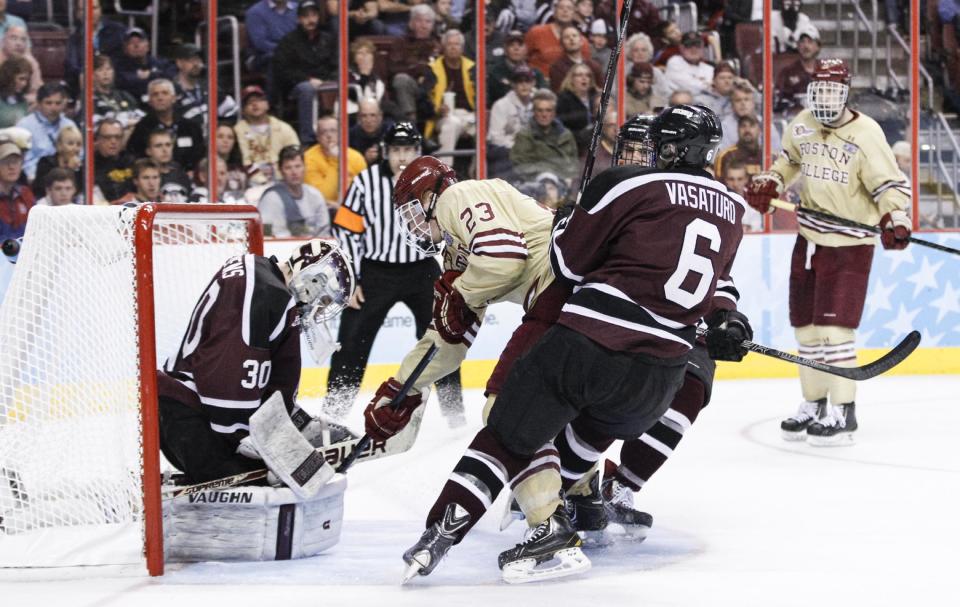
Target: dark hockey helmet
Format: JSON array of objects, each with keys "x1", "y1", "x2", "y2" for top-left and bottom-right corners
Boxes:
[
  {"x1": 382, "y1": 121, "x2": 422, "y2": 173},
  {"x1": 613, "y1": 114, "x2": 656, "y2": 167},
  {"x1": 807, "y1": 58, "x2": 850, "y2": 124},
  {"x1": 648, "y1": 104, "x2": 723, "y2": 169},
  {"x1": 393, "y1": 156, "x2": 458, "y2": 255}
]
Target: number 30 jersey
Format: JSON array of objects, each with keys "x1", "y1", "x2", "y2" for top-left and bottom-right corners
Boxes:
[
  {"x1": 552, "y1": 166, "x2": 745, "y2": 359},
  {"x1": 157, "y1": 254, "x2": 302, "y2": 444}
]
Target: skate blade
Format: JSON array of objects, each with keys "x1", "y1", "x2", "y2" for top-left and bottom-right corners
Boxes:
[
  {"x1": 781, "y1": 430, "x2": 808, "y2": 442},
  {"x1": 618, "y1": 524, "x2": 649, "y2": 542},
  {"x1": 400, "y1": 552, "x2": 430, "y2": 584},
  {"x1": 807, "y1": 433, "x2": 856, "y2": 447},
  {"x1": 501, "y1": 547, "x2": 591, "y2": 584}
]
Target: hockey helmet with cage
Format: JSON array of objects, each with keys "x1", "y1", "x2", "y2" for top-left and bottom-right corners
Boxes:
[
  {"x1": 393, "y1": 155, "x2": 457, "y2": 255},
  {"x1": 613, "y1": 114, "x2": 656, "y2": 167},
  {"x1": 648, "y1": 104, "x2": 723, "y2": 169},
  {"x1": 282, "y1": 239, "x2": 355, "y2": 362},
  {"x1": 806, "y1": 59, "x2": 851, "y2": 125}
]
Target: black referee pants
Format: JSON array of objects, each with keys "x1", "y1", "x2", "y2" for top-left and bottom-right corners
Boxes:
[{"x1": 326, "y1": 258, "x2": 463, "y2": 419}]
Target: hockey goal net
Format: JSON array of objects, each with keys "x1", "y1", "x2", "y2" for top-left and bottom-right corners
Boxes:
[{"x1": 0, "y1": 203, "x2": 262, "y2": 575}]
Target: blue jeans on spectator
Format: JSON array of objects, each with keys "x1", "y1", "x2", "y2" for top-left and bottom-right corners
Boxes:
[{"x1": 293, "y1": 81, "x2": 319, "y2": 144}]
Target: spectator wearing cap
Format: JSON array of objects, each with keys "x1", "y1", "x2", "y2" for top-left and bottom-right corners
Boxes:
[
  {"x1": 114, "y1": 158, "x2": 162, "y2": 205},
  {"x1": 92, "y1": 55, "x2": 143, "y2": 140},
  {"x1": 715, "y1": 113, "x2": 762, "y2": 180},
  {"x1": 548, "y1": 24, "x2": 604, "y2": 93},
  {"x1": 534, "y1": 171, "x2": 566, "y2": 209},
  {"x1": 233, "y1": 85, "x2": 300, "y2": 174},
  {"x1": 525, "y1": 0, "x2": 592, "y2": 76},
  {"x1": 510, "y1": 88, "x2": 579, "y2": 185},
  {"x1": 113, "y1": 26, "x2": 175, "y2": 101},
  {"x1": 425, "y1": 29, "x2": 476, "y2": 157},
  {"x1": 0, "y1": 26, "x2": 40, "y2": 100},
  {"x1": 0, "y1": 136, "x2": 32, "y2": 242},
  {"x1": 624, "y1": 62, "x2": 666, "y2": 117},
  {"x1": 16, "y1": 82, "x2": 77, "y2": 181},
  {"x1": 774, "y1": 24, "x2": 820, "y2": 115},
  {"x1": 664, "y1": 32, "x2": 714, "y2": 96},
  {"x1": 487, "y1": 65, "x2": 535, "y2": 177},
  {"x1": 772, "y1": 0, "x2": 816, "y2": 53},
  {"x1": 65, "y1": 0, "x2": 126, "y2": 95},
  {"x1": 259, "y1": 144, "x2": 331, "y2": 237},
  {"x1": 349, "y1": 97, "x2": 393, "y2": 165},
  {"x1": 589, "y1": 18, "x2": 612, "y2": 68},
  {"x1": 305, "y1": 115, "x2": 366, "y2": 208},
  {"x1": 126, "y1": 79, "x2": 205, "y2": 173},
  {"x1": 244, "y1": 0, "x2": 299, "y2": 74},
  {"x1": 92, "y1": 118, "x2": 134, "y2": 203},
  {"x1": 272, "y1": 0, "x2": 338, "y2": 144},
  {"x1": 486, "y1": 30, "x2": 547, "y2": 106},
  {"x1": 389, "y1": 4, "x2": 441, "y2": 123},
  {"x1": 173, "y1": 44, "x2": 239, "y2": 128},
  {"x1": 694, "y1": 61, "x2": 736, "y2": 122},
  {"x1": 142, "y1": 129, "x2": 192, "y2": 193},
  {"x1": 652, "y1": 20, "x2": 683, "y2": 66}
]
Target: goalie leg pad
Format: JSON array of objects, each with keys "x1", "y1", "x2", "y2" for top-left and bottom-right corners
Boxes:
[
  {"x1": 249, "y1": 393, "x2": 334, "y2": 499},
  {"x1": 163, "y1": 475, "x2": 347, "y2": 562}
]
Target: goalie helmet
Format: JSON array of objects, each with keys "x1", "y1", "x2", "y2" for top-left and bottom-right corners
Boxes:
[
  {"x1": 393, "y1": 156, "x2": 458, "y2": 255},
  {"x1": 282, "y1": 239, "x2": 355, "y2": 362},
  {"x1": 613, "y1": 114, "x2": 656, "y2": 167},
  {"x1": 806, "y1": 59, "x2": 850, "y2": 125},
  {"x1": 648, "y1": 104, "x2": 723, "y2": 169}
]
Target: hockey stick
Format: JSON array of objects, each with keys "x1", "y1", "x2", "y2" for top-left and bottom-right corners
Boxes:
[
  {"x1": 770, "y1": 199, "x2": 960, "y2": 256},
  {"x1": 576, "y1": 0, "x2": 636, "y2": 202},
  {"x1": 700, "y1": 329, "x2": 922, "y2": 380},
  {"x1": 336, "y1": 343, "x2": 439, "y2": 473}
]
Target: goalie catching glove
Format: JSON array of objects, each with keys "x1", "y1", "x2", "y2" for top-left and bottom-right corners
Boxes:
[
  {"x1": 743, "y1": 172, "x2": 783, "y2": 215},
  {"x1": 364, "y1": 378, "x2": 426, "y2": 441},
  {"x1": 879, "y1": 209, "x2": 910, "y2": 250},
  {"x1": 433, "y1": 270, "x2": 481, "y2": 345},
  {"x1": 704, "y1": 309, "x2": 753, "y2": 362}
]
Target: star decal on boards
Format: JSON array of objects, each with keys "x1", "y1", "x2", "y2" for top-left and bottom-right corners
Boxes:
[
  {"x1": 927, "y1": 281, "x2": 960, "y2": 325},
  {"x1": 905, "y1": 256, "x2": 943, "y2": 299}
]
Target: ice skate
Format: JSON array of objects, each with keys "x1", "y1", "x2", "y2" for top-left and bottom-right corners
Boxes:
[
  {"x1": 564, "y1": 472, "x2": 610, "y2": 546},
  {"x1": 780, "y1": 398, "x2": 826, "y2": 441},
  {"x1": 401, "y1": 503, "x2": 471, "y2": 583},
  {"x1": 807, "y1": 402, "x2": 857, "y2": 447},
  {"x1": 600, "y1": 461, "x2": 652, "y2": 542},
  {"x1": 498, "y1": 506, "x2": 591, "y2": 584}
]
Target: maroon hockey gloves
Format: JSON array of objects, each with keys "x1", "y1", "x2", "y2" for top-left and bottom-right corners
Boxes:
[
  {"x1": 744, "y1": 173, "x2": 782, "y2": 214},
  {"x1": 433, "y1": 270, "x2": 480, "y2": 344},
  {"x1": 880, "y1": 210, "x2": 911, "y2": 250},
  {"x1": 364, "y1": 378, "x2": 424, "y2": 441},
  {"x1": 704, "y1": 309, "x2": 753, "y2": 362}
]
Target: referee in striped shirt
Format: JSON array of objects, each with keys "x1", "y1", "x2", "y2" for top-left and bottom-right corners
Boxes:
[{"x1": 326, "y1": 121, "x2": 464, "y2": 424}]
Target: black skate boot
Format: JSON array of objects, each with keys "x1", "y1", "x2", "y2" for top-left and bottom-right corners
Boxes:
[
  {"x1": 564, "y1": 471, "x2": 609, "y2": 546},
  {"x1": 401, "y1": 503, "x2": 471, "y2": 583},
  {"x1": 600, "y1": 460, "x2": 653, "y2": 541},
  {"x1": 497, "y1": 505, "x2": 591, "y2": 583},
  {"x1": 780, "y1": 398, "x2": 826, "y2": 441},
  {"x1": 807, "y1": 402, "x2": 857, "y2": 446}
]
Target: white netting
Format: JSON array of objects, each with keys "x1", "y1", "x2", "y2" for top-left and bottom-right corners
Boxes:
[{"x1": 0, "y1": 205, "x2": 252, "y2": 568}]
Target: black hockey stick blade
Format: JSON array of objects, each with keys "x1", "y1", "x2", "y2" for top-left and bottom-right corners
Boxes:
[
  {"x1": 740, "y1": 330, "x2": 921, "y2": 381},
  {"x1": 336, "y1": 343, "x2": 439, "y2": 473}
]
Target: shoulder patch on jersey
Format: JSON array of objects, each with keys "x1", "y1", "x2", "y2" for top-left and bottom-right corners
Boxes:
[{"x1": 792, "y1": 124, "x2": 816, "y2": 138}]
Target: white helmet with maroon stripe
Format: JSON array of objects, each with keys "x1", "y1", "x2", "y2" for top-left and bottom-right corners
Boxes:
[{"x1": 806, "y1": 59, "x2": 851, "y2": 124}]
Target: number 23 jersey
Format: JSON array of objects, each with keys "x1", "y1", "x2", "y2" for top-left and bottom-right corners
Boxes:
[{"x1": 552, "y1": 165, "x2": 745, "y2": 359}]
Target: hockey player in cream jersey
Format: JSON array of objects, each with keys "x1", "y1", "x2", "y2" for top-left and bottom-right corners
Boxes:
[{"x1": 745, "y1": 59, "x2": 911, "y2": 445}]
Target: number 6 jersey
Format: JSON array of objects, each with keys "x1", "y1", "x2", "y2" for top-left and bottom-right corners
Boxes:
[{"x1": 552, "y1": 165, "x2": 745, "y2": 359}]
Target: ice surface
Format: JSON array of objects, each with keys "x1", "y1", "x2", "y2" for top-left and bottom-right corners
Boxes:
[{"x1": 1, "y1": 375, "x2": 958, "y2": 607}]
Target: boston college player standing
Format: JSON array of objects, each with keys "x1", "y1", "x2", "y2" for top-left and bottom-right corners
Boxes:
[
  {"x1": 745, "y1": 59, "x2": 911, "y2": 446},
  {"x1": 399, "y1": 105, "x2": 751, "y2": 583}
]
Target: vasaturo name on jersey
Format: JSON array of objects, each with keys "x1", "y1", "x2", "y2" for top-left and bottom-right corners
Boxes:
[{"x1": 665, "y1": 182, "x2": 739, "y2": 225}]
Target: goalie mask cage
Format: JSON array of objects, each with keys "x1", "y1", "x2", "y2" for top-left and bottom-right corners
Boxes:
[{"x1": 0, "y1": 203, "x2": 263, "y2": 576}]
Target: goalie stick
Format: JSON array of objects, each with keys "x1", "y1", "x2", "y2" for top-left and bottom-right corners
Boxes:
[
  {"x1": 336, "y1": 343, "x2": 439, "y2": 473},
  {"x1": 699, "y1": 328, "x2": 922, "y2": 380},
  {"x1": 770, "y1": 198, "x2": 960, "y2": 257}
]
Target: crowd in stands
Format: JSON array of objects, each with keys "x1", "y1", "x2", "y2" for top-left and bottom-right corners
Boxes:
[{"x1": 1, "y1": 0, "x2": 926, "y2": 244}]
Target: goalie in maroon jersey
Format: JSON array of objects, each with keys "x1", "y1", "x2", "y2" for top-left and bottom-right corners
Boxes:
[
  {"x1": 157, "y1": 239, "x2": 356, "y2": 484},
  {"x1": 400, "y1": 105, "x2": 754, "y2": 584}
]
